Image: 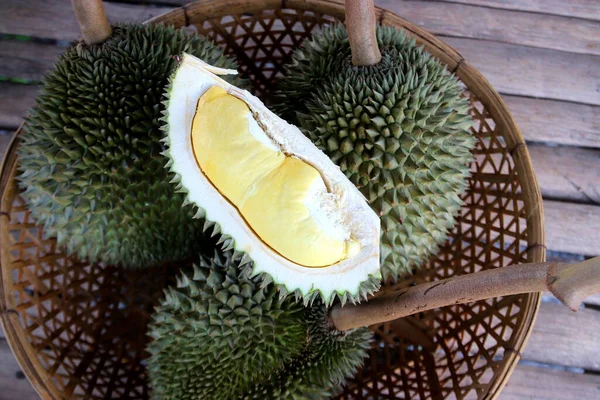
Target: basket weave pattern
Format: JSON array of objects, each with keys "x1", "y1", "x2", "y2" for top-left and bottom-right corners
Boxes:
[{"x1": 0, "y1": 1, "x2": 544, "y2": 399}]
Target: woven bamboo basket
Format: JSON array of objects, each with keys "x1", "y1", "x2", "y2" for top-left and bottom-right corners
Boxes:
[{"x1": 0, "y1": 0, "x2": 545, "y2": 399}]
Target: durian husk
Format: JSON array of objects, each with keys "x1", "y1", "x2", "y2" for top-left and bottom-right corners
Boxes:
[
  {"x1": 16, "y1": 23, "x2": 243, "y2": 268},
  {"x1": 146, "y1": 250, "x2": 371, "y2": 399}
]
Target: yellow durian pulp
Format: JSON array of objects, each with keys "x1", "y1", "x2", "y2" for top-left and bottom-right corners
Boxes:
[{"x1": 191, "y1": 86, "x2": 360, "y2": 267}]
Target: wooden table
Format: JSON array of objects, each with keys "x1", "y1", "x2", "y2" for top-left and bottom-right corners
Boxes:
[{"x1": 1, "y1": 0, "x2": 599, "y2": 399}]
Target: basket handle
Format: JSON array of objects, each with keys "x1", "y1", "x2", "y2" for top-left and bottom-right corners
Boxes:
[
  {"x1": 330, "y1": 256, "x2": 600, "y2": 331},
  {"x1": 72, "y1": 0, "x2": 111, "y2": 45},
  {"x1": 345, "y1": 0, "x2": 381, "y2": 66}
]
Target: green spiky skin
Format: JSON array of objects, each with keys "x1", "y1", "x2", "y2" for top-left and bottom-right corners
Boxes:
[
  {"x1": 16, "y1": 23, "x2": 243, "y2": 268},
  {"x1": 242, "y1": 305, "x2": 372, "y2": 400},
  {"x1": 147, "y1": 251, "x2": 372, "y2": 400},
  {"x1": 147, "y1": 250, "x2": 307, "y2": 399},
  {"x1": 275, "y1": 25, "x2": 476, "y2": 280}
]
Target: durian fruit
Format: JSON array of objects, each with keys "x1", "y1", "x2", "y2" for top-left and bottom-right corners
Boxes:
[
  {"x1": 147, "y1": 249, "x2": 371, "y2": 400},
  {"x1": 275, "y1": 25, "x2": 476, "y2": 280},
  {"x1": 242, "y1": 304, "x2": 372, "y2": 399},
  {"x1": 163, "y1": 53, "x2": 381, "y2": 305},
  {"x1": 147, "y1": 250, "x2": 307, "y2": 399},
  {"x1": 17, "y1": 23, "x2": 243, "y2": 267}
]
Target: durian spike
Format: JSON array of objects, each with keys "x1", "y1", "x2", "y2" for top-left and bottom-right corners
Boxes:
[
  {"x1": 71, "y1": 0, "x2": 111, "y2": 45},
  {"x1": 345, "y1": 0, "x2": 382, "y2": 66},
  {"x1": 330, "y1": 256, "x2": 600, "y2": 331}
]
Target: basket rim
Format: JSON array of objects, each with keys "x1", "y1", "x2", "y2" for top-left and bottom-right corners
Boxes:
[{"x1": 1, "y1": 1, "x2": 544, "y2": 399}]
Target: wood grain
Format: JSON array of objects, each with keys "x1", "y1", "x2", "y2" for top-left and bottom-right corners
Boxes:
[
  {"x1": 0, "y1": 83, "x2": 37, "y2": 130},
  {"x1": 425, "y1": 0, "x2": 600, "y2": 22},
  {"x1": 0, "y1": 0, "x2": 172, "y2": 42},
  {"x1": 0, "y1": 339, "x2": 38, "y2": 400},
  {"x1": 0, "y1": 39, "x2": 65, "y2": 82},
  {"x1": 522, "y1": 302, "x2": 600, "y2": 371},
  {"x1": 119, "y1": 0, "x2": 600, "y2": 22},
  {"x1": 545, "y1": 201, "x2": 600, "y2": 256},
  {"x1": 444, "y1": 37, "x2": 600, "y2": 105},
  {"x1": 501, "y1": 364, "x2": 600, "y2": 399},
  {"x1": 376, "y1": 0, "x2": 600, "y2": 55},
  {"x1": 528, "y1": 144, "x2": 600, "y2": 204},
  {"x1": 504, "y1": 96, "x2": 600, "y2": 148},
  {"x1": 3, "y1": 0, "x2": 600, "y2": 56}
]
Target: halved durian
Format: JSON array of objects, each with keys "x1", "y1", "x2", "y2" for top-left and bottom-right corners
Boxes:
[{"x1": 163, "y1": 53, "x2": 381, "y2": 304}]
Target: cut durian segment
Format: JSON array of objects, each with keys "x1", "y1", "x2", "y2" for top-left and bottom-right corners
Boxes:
[
  {"x1": 164, "y1": 53, "x2": 381, "y2": 304},
  {"x1": 192, "y1": 86, "x2": 360, "y2": 267}
]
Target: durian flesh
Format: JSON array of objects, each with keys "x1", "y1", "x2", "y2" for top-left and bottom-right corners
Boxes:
[
  {"x1": 164, "y1": 53, "x2": 381, "y2": 304},
  {"x1": 192, "y1": 86, "x2": 360, "y2": 267}
]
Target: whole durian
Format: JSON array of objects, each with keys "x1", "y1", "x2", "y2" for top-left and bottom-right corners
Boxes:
[
  {"x1": 17, "y1": 23, "x2": 242, "y2": 268},
  {"x1": 276, "y1": 25, "x2": 476, "y2": 280},
  {"x1": 146, "y1": 250, "x2": 371, "y2": 399}
]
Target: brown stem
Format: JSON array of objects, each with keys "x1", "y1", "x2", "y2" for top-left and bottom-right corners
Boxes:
[
  {"x1": 345, "y1": 0, "x2": 382, "y2": 66},
  {"x1": 71, "y1": 0, "x2": 111, "y2": 45},
  {"x1": 330, "y1": 257, "x2": 600, "y2": 331}
]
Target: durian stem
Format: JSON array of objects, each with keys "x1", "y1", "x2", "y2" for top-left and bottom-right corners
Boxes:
[
  {"x1": 345, "y1": 0, "x2": 382, "y2": 66},
  {"x1": 330, "y1": 257, "x2": 600, "y2": 331},
  {"x1": 71, "y1": 0, "x2": 111, "y2": 45}
]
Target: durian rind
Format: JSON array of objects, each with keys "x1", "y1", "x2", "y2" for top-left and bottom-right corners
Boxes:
[
  {"x1": 147, "y1": 250, "x2": 307, "y2": 399},
  {"x1": 276, "y1": 25, "x2": 476, "y2": 280},
  {"x1": 162, "y1": 53, "x2": 382, "y2": 306},
  {"x1": 17, "y1": 23, "x2": 242, "y2": 268},
  {"x1": 241, "y1": 305, "x2": 372, "y2": 400},
  {"x1": 147, "y1": 250, "x2": 372, "y2": 400}
]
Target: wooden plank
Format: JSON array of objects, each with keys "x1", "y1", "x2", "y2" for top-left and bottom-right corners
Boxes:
[
  {"x1": 0, "y1": 39, "x2": 65, "y2": 82},
  {"x1": 0, "y1": 133, "x2": 13, "y2": 163},
  {"x1": 376, "y1": 0, "x2": 600, "y2": 55},
  {"x1": 3, "y1": 0, "x2": 600, "y2": 56},
  {"x1": 443, "y1": 37, "x2": 600, "y2": 106},
  {"x1": 0, "y1": 83, "x2": 37, "y2": 130},
  {"x1": 504, "y1": 96, "x2": 600, "y2": 148},
  {"x1": 425, "y1": 0, "x2": 600, "y2": 22},
  {"x1": 528, "y1": 144, "x2": 600, "y2": 204},
  {"x1": 545, "y1": 201, "x2": 600, "y2": 256},
  {"x1": 78, "y1": 0, "x2": 600, "y2": 22},
  {"x1": 0, "y1": 0, "x2": 173, "y2": 41},
  {"x1": 522, "y1": 302, "x2": 600, "y2": 370},
  {"x1": 0, "y1": 339, "x2": 38, "y2": 399},
  {"x1": 501, "y1": 364, "x2": 600, "y2": 399}
]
